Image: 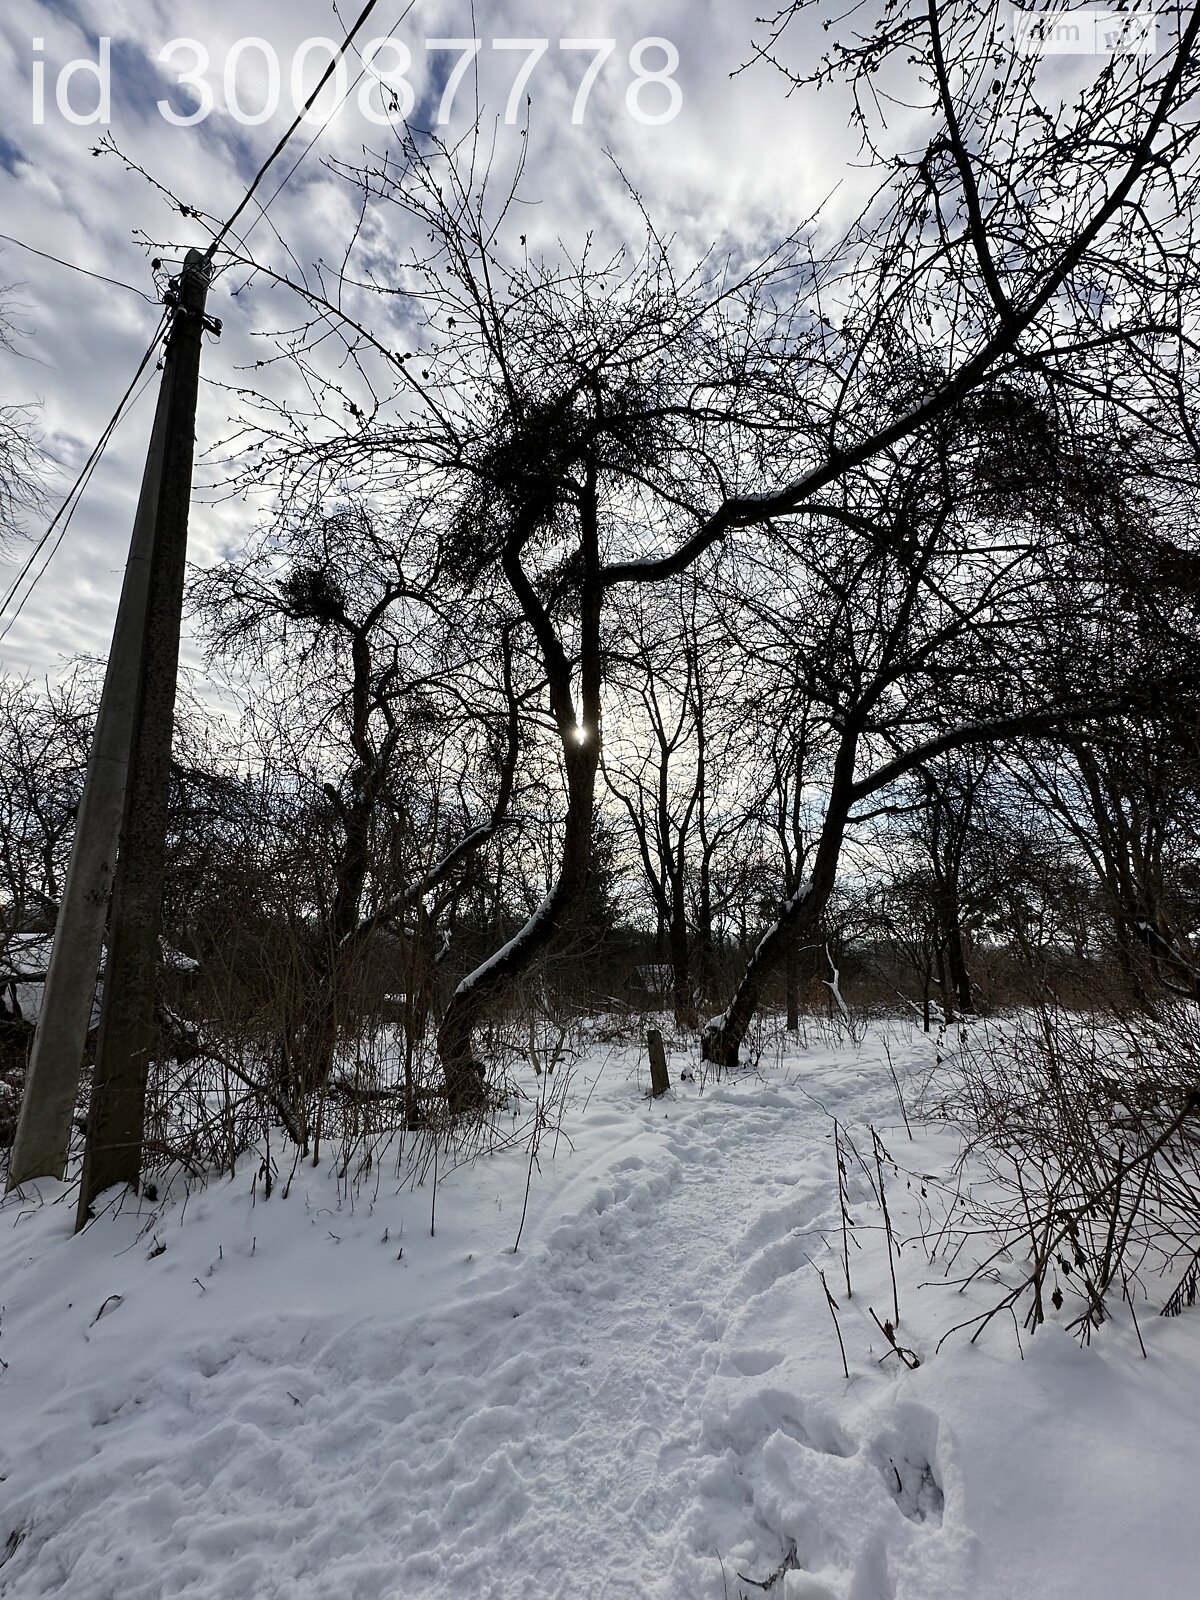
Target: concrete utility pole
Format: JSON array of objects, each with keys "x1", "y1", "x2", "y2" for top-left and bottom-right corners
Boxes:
[
  {"x1": 75, "y1": 251, "x2": 213, "y2": 1227},
  {"x1": 5, "y1": 380, "x2": 172, "y2": 1190},
  {"x1": 5, "y1": 251, "x2": 214, "y2": 1202}
]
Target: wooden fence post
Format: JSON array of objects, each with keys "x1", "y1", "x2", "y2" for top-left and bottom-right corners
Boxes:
[{"x1": 647, "y1": 1028, "x2": 671, "y2": 1098}]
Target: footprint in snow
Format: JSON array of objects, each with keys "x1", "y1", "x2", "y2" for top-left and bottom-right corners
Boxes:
[
  {"x1": 870, "y1": 1403, "x2": 946, "y2": 1528},
  {"x1": 722, "y1": 1347, "x2": 785, "y2": 1378}
]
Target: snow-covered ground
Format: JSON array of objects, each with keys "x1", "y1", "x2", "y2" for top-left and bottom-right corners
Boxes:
[{"x1": 2, "y1": 1021, "x2": 1198, "y2": 1599}]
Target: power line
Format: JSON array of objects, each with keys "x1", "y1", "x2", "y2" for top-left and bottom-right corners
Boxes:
[
  {"x1": 0, "y1": 0, "x2": 388, "y2": 645},
  {"x1": 206, "y1": 0, "x2": 384, "y2": 262},
  {"x1": 0, "y1": 314, "x2": 169, "y2": 644},
  {"x1": 210, "y1": 0, "x2": 418, "y2": 314},
  {"x1": 241, "y1": 0, "x2": 420, "y2": 247},
  {"x1": 0, "y1": 231, "x2": 159, "y2": 305}
]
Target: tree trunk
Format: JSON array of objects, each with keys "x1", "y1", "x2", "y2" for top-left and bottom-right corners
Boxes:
[
  {"x1": 702, "y1": 729, "x2": 857, "y2": 1069},
  {"x1": 437, "y1": 749, "x2": 597, "y2": 1110},
  {"x1": 785, "y1": 937, "x2": 800, "y2": 1032},
  {"x1": 935, "y1": 943, "x2": 955, "y2": 1022},
  {"x1": 668, "y1": 884, "x2": 696, "y2": 1029},
  {"x1": 299, "y1": 794, "x2": 374, "y2": 1096},
  {"x1": 437, "y1": 469, "x2": 603, "y2": 1112},
  {"x1": 695, "y1": 850, "x2": 718, "y2": 1006},
  {"x1": 944, "y1": 915, "x2": 974, "y2": 1014},
  {"x1": 647, "y1": 1027, "x2": 671, "y2": 1097}
]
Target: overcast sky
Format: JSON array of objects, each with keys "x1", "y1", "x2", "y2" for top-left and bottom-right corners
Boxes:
[{"x1": 0, "y1": 0, "x2": 855, "y2": 688}]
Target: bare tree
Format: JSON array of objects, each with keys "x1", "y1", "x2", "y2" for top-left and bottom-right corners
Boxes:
[
  {"x1": 221, "y1": 140, "x2": 813, "y2": 1109},
  {"x1": 1016, "y1": 708, "x2": 1200, "y2": 1003},
  {"x1": 191, "y1": 498, "x2": 519, "y2": 1115},
  {"x1": 602, "y1": 576, "x2": 736, "y2": 1030},
  {"x1": 699, "y1": 391, "x2": 1148, "y2": 1065},
  {"x1": 0, "y1": 275, "x2": 45, "y2": 554},
  {"x1": 912, "y1": 753, "x2": 995, "y2": 1017},
  {"x1": 112, "y1": 0, "x2": 1200, "y2": 1104},
  {"x1": 0, "y1": 673, "x2": 92, "y2": 948}
]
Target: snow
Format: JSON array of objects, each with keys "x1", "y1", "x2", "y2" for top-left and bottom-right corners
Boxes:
[
  {"x1": 455, "y1": 891, "x2": 555, "y2": 992},
  {"x1": 784, "y1": 875, "x2": 813, "y2": 915},
  {"x1": 2, "y1": 1022, "x2": 1198, "y2": 1599},
  {"x1": 822, "y1": 946, "x2": 850, "y2": 1025}
]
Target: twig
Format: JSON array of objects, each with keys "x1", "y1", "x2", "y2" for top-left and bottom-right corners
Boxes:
[
  {"x1": 834, "y1": 1119, "x2": 852, "y2": 1299},
  {"x1": 883, "y1": 1040, "x2": 913, "y2": 1140},
  {"x1": 737, "y1": 1538, "x2": 800, "y2": 1591},
  {"x1": 513, "y1": 1080, "x2": 546, "y2": 1254},
  {"x1": 808, "y1": 1258, "x2": 850, "y2": 1380},
  {"x1": 89, "y1": 1294, "x2": 124, "y2": 1326},
  {"x1": 869, "y1": 1304, "x2": 920, "y2": 1369},
  {"x1": 873, "y1": 1127, "x2": 901, "y2": 1328}
]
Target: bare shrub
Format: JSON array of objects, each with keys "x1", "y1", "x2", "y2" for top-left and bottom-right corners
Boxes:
[{"x1": 926, "y1": 1004, "x2": 1200, "y2": 1345}]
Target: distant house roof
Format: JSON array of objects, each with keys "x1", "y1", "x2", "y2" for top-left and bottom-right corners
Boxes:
[
  {"x1": 0, "y1": 934, "x2": 198, "y2": 981},
  {"x1": 0, "y1": 933, "x2": 53, "y2": 977}
]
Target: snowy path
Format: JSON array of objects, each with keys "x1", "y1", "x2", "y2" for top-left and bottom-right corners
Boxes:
[{"x1": 3, "y1": 1029, "x2": 1199, "y2": 1599}]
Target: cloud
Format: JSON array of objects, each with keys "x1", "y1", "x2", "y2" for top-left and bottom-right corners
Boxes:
[{"x1": 0, "y1": 0, "x2": 847, "y2": 685}]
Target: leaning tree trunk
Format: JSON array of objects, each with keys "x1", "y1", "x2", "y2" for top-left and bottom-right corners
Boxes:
[
  {"x1": 702, "y1": 735, "x2": 858, "y2": 1070},
  {"x1": 702, "y1": 887, "x2": 828, "y2": 1069},
  {"x1": 437, "y1": 745, "x2": 597, "y2": 1111},
  {"x1": 438, "y1": 476, "x2": 603, "y2": 1112}
]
